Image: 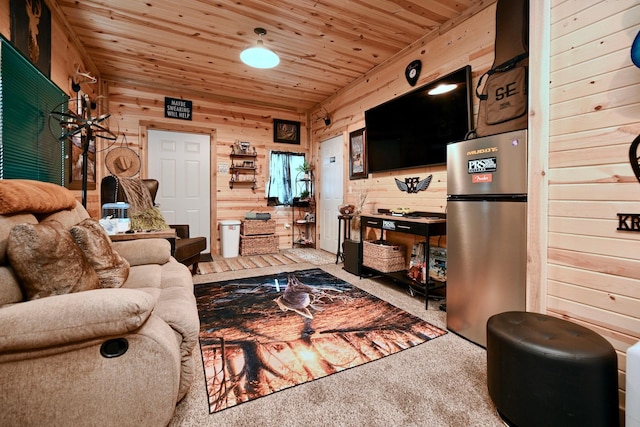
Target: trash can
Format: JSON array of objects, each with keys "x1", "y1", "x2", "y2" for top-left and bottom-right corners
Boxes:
[{"x1": 219, "y1": 220, "x2": 241, "y2": 258}]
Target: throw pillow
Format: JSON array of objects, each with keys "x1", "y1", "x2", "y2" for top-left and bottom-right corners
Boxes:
[
  {"x1": 0, "y1": 179, "x2": 77, "y2": 215},
  {"x1": 7, "y1": 221, "x2": 100, "y2": 300},
  {"x1": 130, "y1": 206, "x2": 170, "y2": 231},
  {"x1": 70, "y1": 218, "x2": 130, "y2": 288}
]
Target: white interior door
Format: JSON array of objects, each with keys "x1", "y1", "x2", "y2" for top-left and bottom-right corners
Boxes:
[
  {"x1": 148, "y1": 130, "x2": 211, "y2": 253},
  {"x1": 319, "y1": 134, "x2": 344, "y2": 254}
]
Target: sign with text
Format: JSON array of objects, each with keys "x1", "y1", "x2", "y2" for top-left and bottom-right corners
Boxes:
[
  {"x1": 164, "y1": 97, "x2": 192, "y2": 120},
  {"x1": 617, "y1": 213, "x2": 640, "y2": 232}
]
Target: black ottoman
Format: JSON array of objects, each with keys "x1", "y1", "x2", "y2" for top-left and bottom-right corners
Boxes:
[{"x1": 487, "y1": 311, "x2": 618, "y2": 427}]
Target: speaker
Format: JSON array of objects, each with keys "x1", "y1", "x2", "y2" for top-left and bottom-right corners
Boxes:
[{"x1": 343, "y1": 239, "x2": 361, "y2": 275}]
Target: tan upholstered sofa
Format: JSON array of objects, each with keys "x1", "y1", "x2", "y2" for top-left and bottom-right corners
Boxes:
[{"x1": 0, "y1": 180, "x2": 200, "y2": 426}]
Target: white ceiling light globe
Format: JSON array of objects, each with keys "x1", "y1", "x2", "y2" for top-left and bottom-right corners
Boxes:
[{"x1": 240, "y1": 40, "x2": 280, "y2": 69}]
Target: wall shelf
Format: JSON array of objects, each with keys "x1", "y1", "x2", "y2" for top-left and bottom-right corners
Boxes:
[{"x1": 229, "y1": 144, "x2": 257, "y2": 191}]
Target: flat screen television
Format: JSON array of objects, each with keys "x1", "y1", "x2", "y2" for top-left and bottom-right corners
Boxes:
[{"x1": 365, "y1": 65, "x2": 473, "y2": 173}]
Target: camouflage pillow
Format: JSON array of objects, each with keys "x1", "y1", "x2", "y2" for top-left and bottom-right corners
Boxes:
[
  {"x1": 7, "y1": 221, "x2": 99, "y2": 300},
  {"x1": 70, "y1": 218, "x2": 130, "y2": 289}
]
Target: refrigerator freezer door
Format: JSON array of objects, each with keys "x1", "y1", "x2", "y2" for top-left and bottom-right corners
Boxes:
[
  {"x1": 447, "y1": 129, "x2": 527, "y2": 196},
  {"x1": 446, "y1": 199, "x2": 527, "y2": 347}
]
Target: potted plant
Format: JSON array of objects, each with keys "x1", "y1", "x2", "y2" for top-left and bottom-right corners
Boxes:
[{"x1": 296, "y1": 160, "x2": 313, "y2": 179}]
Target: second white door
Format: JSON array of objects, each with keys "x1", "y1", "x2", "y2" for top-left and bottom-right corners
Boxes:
[
  {"x1": 319, "y1": 134, "x2": 344, "y2": 254},
  {"x1": 148, "y1": 129, "x2": 211, "y2": 253}
]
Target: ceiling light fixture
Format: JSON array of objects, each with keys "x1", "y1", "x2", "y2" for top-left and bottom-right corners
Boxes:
[{"x1": 240, "y1": 28, "x2": 280, "y2": 69}]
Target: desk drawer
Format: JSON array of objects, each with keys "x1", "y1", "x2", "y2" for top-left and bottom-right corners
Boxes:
[
  {"x1": 394, "y1": 221, "x2": 427, "y2": 234},
  {"x1": 361, "y1": 216, "x2": 446, "y2": 236},
  {"x1": 363, "y1": 217, "x2": 427, "y2": 235},
  {"x1": 363, "y1": 218, "x2": 383, "y2": 228}
]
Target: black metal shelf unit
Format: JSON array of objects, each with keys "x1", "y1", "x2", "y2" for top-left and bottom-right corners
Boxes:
[
  {"x1": 292, "y1": 171, "x2": 315, "y2": 247},
  {"x1": 359, "y1": 212, "x2": 447, "y2": 309}
]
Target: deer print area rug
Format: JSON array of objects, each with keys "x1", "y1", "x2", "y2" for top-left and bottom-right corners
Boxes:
[{"x1": 195, "y1": 268, "x2": 446, "y2": 413}]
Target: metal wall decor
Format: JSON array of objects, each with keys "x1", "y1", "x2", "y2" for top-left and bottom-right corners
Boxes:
[
  {"x1": 395, "y1": 175, "x2": 432, "y2": 193},
  {"x1": 49, "y1": 94, "x2": 118, "y2": 206}
]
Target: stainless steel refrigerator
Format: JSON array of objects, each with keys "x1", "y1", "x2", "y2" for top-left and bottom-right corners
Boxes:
[{"x1": 446, "y1": 129, "x2": 527, "y2": 347}]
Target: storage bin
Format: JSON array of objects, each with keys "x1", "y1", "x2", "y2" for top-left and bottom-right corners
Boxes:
[
  {"x1": 362, "y1": 240, "x2": 405, "y2": 273},
  {"x1": 241, "y1": 219, "x2": 276, "y2": 236},
  {"x1": 240, "y1": 234, "x2": 278, "y2": 255}
]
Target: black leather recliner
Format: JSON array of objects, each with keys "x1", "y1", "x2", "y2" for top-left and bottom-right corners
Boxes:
[{"x1": 101, "y1": 176, "x2": 207, "y2": 274}]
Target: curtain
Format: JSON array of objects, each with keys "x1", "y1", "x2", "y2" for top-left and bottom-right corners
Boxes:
[{"x1": 267, "y1": 151, "x2": 304, "y2": 205}]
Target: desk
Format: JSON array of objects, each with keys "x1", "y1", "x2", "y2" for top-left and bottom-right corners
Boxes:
[
  {"x1": 109, "y1": 229, "x2": 177, "y2": 256},
  {"x1": 359, "y1": 213, "x2": 446, "y2": 309},
  {"x1": 336, "y1": 214, "x2": 353, "y2": 264}
]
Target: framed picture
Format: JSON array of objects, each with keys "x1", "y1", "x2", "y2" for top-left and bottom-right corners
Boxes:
[
  {"x1": 10, "y1": 0, "x2": 52, "y2": 77},
  {"x1": 273, "y1": 119, "x2": 301, "y2": 144},
  {"x1": 349, "y1": 128, "x2": 367, "y2": 180}
]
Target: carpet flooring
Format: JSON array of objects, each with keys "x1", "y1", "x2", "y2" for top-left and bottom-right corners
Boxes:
[
  {"x1": 195, "y1": 268, "x2": 447, "y2": 414},
  {"x1": 171, "y1": 257, "x2": 505, "y2": 427}
]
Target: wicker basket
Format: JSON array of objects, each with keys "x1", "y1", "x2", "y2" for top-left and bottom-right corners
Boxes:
[
  {"x1": 240, "y1": 234, "x2": 278, "y2": 255},
  {"x1": 241, "y1": 219, "x2": 276, "y2": 236},
  {"x1": 362, "y1": 240, "x2": 406, "y2": 273}
]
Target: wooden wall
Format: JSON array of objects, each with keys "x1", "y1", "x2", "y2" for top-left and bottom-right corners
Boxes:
[
  {"x1": 547, "y1": 0, "x2": 640, "y2": 412},
  {"x1": 309, "y1": 2, "x2": 497, "y2": 250},
  {"x1": 104, "y1": 81, "x2": 309, "y2": 253},
  {"x1": 1, "y1": 0, "x2": 310, "y2": 253},
  {"x1": 3, "y1": 0, "x2": 639, "y2": 413},
  {"x1": 311, "y1": 0, "x2": 640, "y2": 414},
  {"x1": 1, "y1": 0, "x2": 101, "y2": 215}
]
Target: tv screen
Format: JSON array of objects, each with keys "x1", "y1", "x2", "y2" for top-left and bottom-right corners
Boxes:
[{"x1": 365, "y1": 65, "x2": 473, "y2": 173}]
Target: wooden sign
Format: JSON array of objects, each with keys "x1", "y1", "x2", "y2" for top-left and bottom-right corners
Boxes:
[{"x1": 164, "y1": 97, "x2": 192, "y2": 120}]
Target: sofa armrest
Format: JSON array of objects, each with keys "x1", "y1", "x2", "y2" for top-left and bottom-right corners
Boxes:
[
  {"x1": 169, "y1": 224, "x2": 190, "y2": 239},
  {"x1": 111, "y1": 238, "x2": 171, "y2": 266},
  {"x1": 0, "y1": 288, "x2": 155, "y2": 352}
]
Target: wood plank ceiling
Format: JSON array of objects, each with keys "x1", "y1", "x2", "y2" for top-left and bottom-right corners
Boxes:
[{"x1": 54, "y1": 0, "x2": 483, "y2": 112}]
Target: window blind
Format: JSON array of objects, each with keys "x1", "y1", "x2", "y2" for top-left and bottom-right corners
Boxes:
[{"x1": 0, "y1": 36, "x2": 69, "y2": 184}]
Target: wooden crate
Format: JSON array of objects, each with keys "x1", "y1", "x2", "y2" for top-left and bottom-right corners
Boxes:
[
  {"x1": 241, "y1": 219, "x2": 276, "y2": 236},
  {"x1": 240, "y1": 234, "x2": 278, "y2": 255},
  {"x1": 362, "y1": 240, "x2": 405, "y2": 273}
]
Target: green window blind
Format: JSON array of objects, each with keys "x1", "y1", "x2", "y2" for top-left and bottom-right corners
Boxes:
[{"x1": 0, "y1": 36, "x2": 69, "y2": 185}]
